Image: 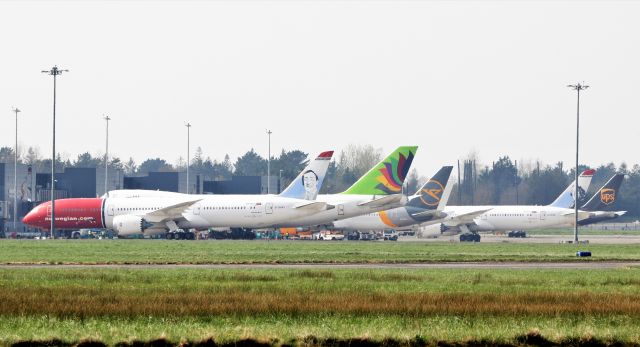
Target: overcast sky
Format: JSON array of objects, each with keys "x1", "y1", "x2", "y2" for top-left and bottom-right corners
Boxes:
[{"x1": 1, "y1": 1, "x2": 638, "y2": 178}]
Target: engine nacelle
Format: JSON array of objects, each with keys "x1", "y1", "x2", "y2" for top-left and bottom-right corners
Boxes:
[
  {"x1": 417, "y1": 223, "x2": 462, "y2": 238},
  {"x1": 112, "y1": 215, "x2": 151, "y2": 236}
]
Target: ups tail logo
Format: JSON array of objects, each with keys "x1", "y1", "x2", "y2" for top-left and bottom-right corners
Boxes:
[
  {"x1": 419, "y1": 179, "x2": 444, "y2": 207},
  {"x1": 600, "y1": 188, "x2": 616, "y2": 205}
]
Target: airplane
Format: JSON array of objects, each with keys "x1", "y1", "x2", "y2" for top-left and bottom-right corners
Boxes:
[
  {"x1": 418, "y1": 169, "x2": 596, "y2": 242},
  {"x1": 271, "y1": 146, "x2": 418, "y2": 228},
  {"x1": 82, "y1": 146, "x2": 419, "y2": 235},
  {"x1": 576, "y1": 173, "x2": 626, "y2": 226},
  {"x1": 331, "y1": 166, "x2": 454, "y2": 231},
  {"x1": 22, "y1": 151, "x2": 335, "y2": 238}
]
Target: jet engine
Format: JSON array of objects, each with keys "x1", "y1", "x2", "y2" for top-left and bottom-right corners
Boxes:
[
  {"x1": 112, "y1": 215, "x2": 152, "y2": 236},
  {"x1": 417, "y1": 223, "x2": 462, "y2": 238}
]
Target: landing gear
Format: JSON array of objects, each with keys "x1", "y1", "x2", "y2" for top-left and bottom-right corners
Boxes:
[
  {"x1": 460, "y1": 233, "x2": 481, "y2": 242},
  {"x1": 164, "y1": 230, "x2": 195, "y2": 240}
]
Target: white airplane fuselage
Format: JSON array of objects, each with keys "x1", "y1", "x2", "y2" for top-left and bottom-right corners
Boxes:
[{"x1": 440, "y1": 205, "x2": 581, "y2": 232}]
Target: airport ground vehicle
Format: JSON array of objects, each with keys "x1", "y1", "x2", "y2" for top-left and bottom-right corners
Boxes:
[
  {"x1": 313, "y1": 231, "x2": 345, "y2": 240},
  {"x1": 507, "y1": 230, "x2": 527, "y2": 238},
  {"x1": 382, "y1": 230, "x2": 398, "y2": 241}
]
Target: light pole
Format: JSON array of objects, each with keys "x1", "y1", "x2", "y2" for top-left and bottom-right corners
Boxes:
[
  {"x1": 567, "y1": 83, "x2": 588, "y2": 243},
  {"x1": 12, "y1": 107, "x2": 20, "y2": 232},
  {"x1": 185, "y1": 122, "x2": 191, "y2": 194},
  {"x1": 279, "y1": 169, "x2": 283, "y2": 193},
  {"x1": 266, "y1": 129, "x2": 272, "y2": 194},
  {"x1": 104, "y1": 115, "x2": 111, "y2": 197},
  {"x1": 42, "y1": 66, "x2": 68, "y2": 239}
]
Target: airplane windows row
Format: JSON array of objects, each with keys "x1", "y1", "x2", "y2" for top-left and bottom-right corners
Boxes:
[
  {"x1": 203, "y1": 206, "x2": 247, "y2": 210},
  {"x1": 117, "y1": 207, "x2": 160, "y2": 211}
]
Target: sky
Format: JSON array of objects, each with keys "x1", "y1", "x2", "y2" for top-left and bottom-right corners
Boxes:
[{"x1": 0, "y1": 0, "x2": 638, "y2": 178}]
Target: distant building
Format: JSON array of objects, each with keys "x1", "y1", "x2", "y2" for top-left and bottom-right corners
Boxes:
[
  {"x1": 36, "y1": 167, "x2": 123, "y2": 200},
  {"x1": 124, "y1": 171, "x2": 201, "y2": 194},
  {"x1": 0, "y1": 162, "x2": 36, "y2": 233},
  {"x1": 203, "y1": 176, "x2": 280, "y2": 195},
  {"x1": 124, "y1": 172, "x2": 180, "y2": 192}
]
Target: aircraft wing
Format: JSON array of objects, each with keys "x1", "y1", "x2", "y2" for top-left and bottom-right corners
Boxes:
[
  {"x1": 357, "y1": 194, "x2": 405, "y2": 208},
  {"x1": 294, "y1": 201, "x2": 334, "y2": 212},
  {"x1": 144, "y1": 199, "x2": 202, "y2": 223},
  {"x1": 441, "y1": 208, "x2": 493, "y2": 227}
]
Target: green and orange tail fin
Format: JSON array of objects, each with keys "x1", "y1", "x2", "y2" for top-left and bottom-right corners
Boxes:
[{"x1": 341, "y1": 146, "x2": 418, "y2": 195}]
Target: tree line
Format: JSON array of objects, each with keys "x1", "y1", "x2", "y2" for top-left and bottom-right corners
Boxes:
[{"x1": 1, "y1": 146, "x2": 637, "y2": 218}]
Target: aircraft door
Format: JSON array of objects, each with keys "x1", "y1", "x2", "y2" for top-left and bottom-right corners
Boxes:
[
  {"x1": 265, "y1": 203, "x2": 273, "y2": 214},
  {"x1": 540, "y1": 211, "x2": 546, "y2": 220},
  {"x1": 245, "y1": 203, "x2": 263, "y2": 217},
  {"x1": 194, "y1": 205, "x2": 201, "y2": 215},
  {"x1": 338, "y1": 204, "x2": 345, "y2": 215},
  {"x1": 108, "y1": 204, "x2": 114, "y2": 216}
]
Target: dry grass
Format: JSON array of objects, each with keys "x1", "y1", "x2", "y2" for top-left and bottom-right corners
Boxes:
[{"x1": 1, "y1": 288, "x2": 638, "y2": 318}]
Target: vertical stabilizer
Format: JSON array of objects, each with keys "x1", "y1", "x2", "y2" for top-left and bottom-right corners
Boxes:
[
  {"x1": 549, "y1": 169, "x2": 595, "y2": 208},
  {"x1": 407, "y1": 166, "x2": 453, "y2": 210},
  {"x1": 279, "y1": 151, "x2": 334, "y2": 200},
  {"x1": 581, "y1": 174, "x2": 625, "y2": 211},
  {"x1": 341, "y1": 146, "x2": 418, "y2": 195}
]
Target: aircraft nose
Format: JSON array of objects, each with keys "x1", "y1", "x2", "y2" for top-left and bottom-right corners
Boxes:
[{"x1": 22, "y1": 209, "x2": 38, "y2": 227}]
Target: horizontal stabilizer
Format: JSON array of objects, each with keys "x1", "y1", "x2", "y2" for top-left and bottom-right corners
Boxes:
[
  {"x1": 561, "y1": 211, "x2": 592, "y2": 221},
  {"x1": 357, "y1": 194, "x2": 405, "y2": 208}
]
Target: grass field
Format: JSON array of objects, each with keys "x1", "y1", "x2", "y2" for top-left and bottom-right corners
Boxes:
[
  {"x1": 1, "y1": 267, "x2": 640, "y2": 345},
  {"x1": 1, "y1": 239, "x2": 639, "y2": 264}
]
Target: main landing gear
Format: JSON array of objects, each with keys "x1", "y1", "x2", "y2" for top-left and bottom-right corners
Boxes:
[
  {"x1": 165, "y1": 230, "x2": 196, "y2": 240},
  {"x1": 459, "y1": 233, "x2": 481, "y2": 242}
]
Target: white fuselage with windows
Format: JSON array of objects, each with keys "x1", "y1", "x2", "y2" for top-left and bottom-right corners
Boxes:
[
  {"x1": 103, "y1": 195, "x2": 329, "y2": 235},
  {"x1": 437, "y1": 205, "x2": 584, "y2": 232}
]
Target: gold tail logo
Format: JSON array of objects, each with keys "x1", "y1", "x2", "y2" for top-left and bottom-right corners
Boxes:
[
  {"x1": 600, "y1": 188, "x2": 615, "y2": 205},
  {"x1": 420, "y1": 180, "x2": 444, "y2": 206}
]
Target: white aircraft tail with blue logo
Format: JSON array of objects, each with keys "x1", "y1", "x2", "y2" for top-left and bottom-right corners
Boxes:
[
  {"x1": 549, "y1": 169, "x2": 595, "y2": 208},
  {"x1": 279, "y1": 151, "x2": 334, "y2": 200}
]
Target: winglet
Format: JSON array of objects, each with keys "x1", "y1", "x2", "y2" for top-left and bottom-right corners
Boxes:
[
  {"x1": 279, "y1": 151, "x2": 334, "y2": 200},
  {"x1": 341, "y1": 146, "x2": 418, "y2": 195}
]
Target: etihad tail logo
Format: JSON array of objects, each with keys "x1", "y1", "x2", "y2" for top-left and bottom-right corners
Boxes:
[
  {"x1": 419, "y1": 179, "x2": 444, "y2": 207},
  {"x1": 600, "y1": 188, "x2": 616, "y2": 205}
]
